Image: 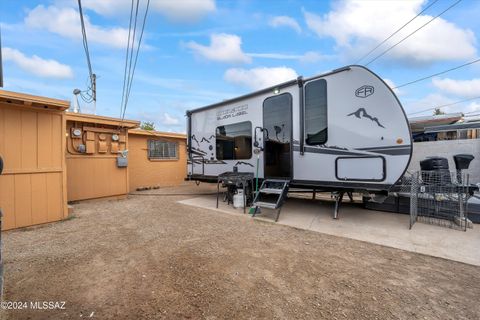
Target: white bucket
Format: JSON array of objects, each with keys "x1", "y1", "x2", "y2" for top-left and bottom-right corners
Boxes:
[{"x1": 233, "y1": 190, "x2": 245, "y2": 209}]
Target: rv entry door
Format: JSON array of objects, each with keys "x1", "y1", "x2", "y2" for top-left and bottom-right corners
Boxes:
[{"x1": 262, "y1": 93, "x2": 292, "y2": 179}]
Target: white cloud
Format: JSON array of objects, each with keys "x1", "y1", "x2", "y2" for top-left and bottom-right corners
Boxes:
[
  {"x1": 163, "y1": 113, "x2": 180, "y2": 125},
  {"x1": 303, "y1": 1, "x2": 477, "y2": 63},
  {"x1": 80, "y1": 0, "x2": 215, "y2": 22},
  {"x1": 464, "y1": 102, "x2": 480, "y2": 114},
  {"x1": 224, "y1": 67, "x2": 298, "y2": 90},
  {"x1": 299, "y1": 51, "x2": 324, "y2": 63},
  {"x1": 248, "y1": 53, "x2": 300, "y2": 60},
  {"x1": 269, "y1": 16, "x2": 301, "y2": 33},
  {"x1": 405, "y1": 93, "x2": 456, "y2": 115},
  {"x1": 151, "y1": 0, "x2": 216, "y2": 22},
  {"x1": 25, "y1": 5, "x2": 130, "y2": 48},
  {"x1": 247, "y1": 51, "x2": 324, "y2": 63},
  {"x1": 134, "y1": 110, "x2": 184, "y2": 131},
  {"x1": 78, "y1": 0, "x2": 123, "y2": 16},
  {"x1": 383, "y1": 78, "x2": 403, "y2": 95},
  {"x1": 3, "y1": 47, "x2": 73, "y2": 79},
  {"x1": 185, "y1": 33, "x2": 251, "y2": 64},
  {"x1": 432, "y1": 78, "x2": 480, "y2": 98}
]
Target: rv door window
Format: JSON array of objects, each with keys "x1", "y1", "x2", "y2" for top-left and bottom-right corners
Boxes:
[
  {"x1": 216, "y1": 121, "x2": 252, "y2": 160},
  {"x1": 305, "y1": 79, "x2": 327, "y2": 145}
]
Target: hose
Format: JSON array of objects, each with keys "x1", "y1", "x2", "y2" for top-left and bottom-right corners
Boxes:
[
  {"x1": 130, "y1": 192, "x2": 217, "y2": 196},
  {"x1": 255, "y1": 153, "x2": 260, "y2": 195}
]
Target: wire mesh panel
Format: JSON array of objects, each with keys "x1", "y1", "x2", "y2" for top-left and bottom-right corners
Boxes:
[
  {"x1": 410, "y1": 171, "x2": 472, "y2": 231},
  {"x1": 409, "y1": 172, "x2": 419, "y2": 229}
]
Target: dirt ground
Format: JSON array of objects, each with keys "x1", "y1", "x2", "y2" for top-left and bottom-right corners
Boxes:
[{"x1": 2, "y1": 183, "x2": 480, "y2": 319}]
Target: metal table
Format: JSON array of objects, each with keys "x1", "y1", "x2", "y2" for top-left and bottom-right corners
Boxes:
[{"x1": 216, "y1": 172, "x2": 254, "y2": 213}]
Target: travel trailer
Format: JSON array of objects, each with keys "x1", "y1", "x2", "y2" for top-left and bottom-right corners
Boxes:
[{"x1": 186, "y1": 65, "x2": 412, "y2": 217}]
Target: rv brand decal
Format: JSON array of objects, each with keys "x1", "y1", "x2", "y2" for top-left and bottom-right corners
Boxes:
[
  {"x1": 347, "y1": 108, "x2": 385, "y2": 128},
  {"x1": 217, "y1": 104, "x2": 248, "y2": 120},
  {"x1": 355, "y1": 85, "x2": 374, "y2": 98}
]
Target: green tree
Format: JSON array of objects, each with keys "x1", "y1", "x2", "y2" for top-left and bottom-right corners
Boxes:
[
  {"x1": 140, "y1": 121, "x2": 155, "y2": 131},
  {"x1": 433, "y1": 108, "x2": 445, "y2": 116}
]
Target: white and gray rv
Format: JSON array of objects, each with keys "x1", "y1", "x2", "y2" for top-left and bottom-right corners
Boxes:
[{"x1": 186, "y1": 65, "x2": 412, "y2": 217}]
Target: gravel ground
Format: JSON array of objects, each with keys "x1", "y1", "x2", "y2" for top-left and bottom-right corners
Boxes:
[{"x1": 2, "y1": 183, "x2": 480, "y2": 319}]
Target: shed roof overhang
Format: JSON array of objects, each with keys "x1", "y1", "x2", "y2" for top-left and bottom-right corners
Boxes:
[
  {"x1": 129, "y1": 129, "x2": 186, "y2": 139},
  {"x1": 65, "y1": 112, "x2": 140, "y2": 128},
  {"x1": 0, "y1": 89, "x2": 70, "y2": 111}
]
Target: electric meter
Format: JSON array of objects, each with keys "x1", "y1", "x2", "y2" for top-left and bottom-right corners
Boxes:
[{"x1": 72, "y1": 128, "x2": 82, "y2": 137}]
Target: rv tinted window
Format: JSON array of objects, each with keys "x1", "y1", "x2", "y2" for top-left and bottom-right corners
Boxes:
[
  {"x1": 216, "y1": 121, "x2": 252, "y2": 160},
  {"x1": 305, "y1": 79, "x2": 327, "y2": 145}
]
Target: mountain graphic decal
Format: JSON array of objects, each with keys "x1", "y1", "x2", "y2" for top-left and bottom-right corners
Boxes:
[{"x1": 347, "y1": 108, "x2": 385, "y2": 128}]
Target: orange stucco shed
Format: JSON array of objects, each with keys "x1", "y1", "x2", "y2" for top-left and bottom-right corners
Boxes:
[
  {"x1": 65, "y1": 113, "x2": 140, "y2": 201},
  {"x1": 128, "y1": 129, "x2": 187, "y2": 191},
  {"x1": 0, "y1": 89, "x2": 70, "y2": 230}
]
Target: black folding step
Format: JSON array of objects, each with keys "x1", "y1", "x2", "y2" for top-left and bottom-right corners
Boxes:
[{"x1": 251, "y1": 179, "x2": 290, "y2": 222}]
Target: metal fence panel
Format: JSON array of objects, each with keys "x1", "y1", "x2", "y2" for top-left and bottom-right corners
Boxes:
[{"x1": 409, "y1": 171, "x2": 472, "y2": 231}]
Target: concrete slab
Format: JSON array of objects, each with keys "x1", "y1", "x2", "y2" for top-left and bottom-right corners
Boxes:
[{"x1": 178, "y1": 195, "x2": 480, "y2": 266}]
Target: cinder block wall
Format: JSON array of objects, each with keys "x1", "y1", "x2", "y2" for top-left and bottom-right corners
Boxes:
[{"x1": 408, "y1": 140, "x2": 480, "y2": 184}]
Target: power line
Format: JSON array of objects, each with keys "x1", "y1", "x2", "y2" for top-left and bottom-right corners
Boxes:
[
  {"x1": 408, "y1": 95, "x2": 480, "y2": 116},
  {"x1": 118, "y1": 0, "x2": 150, "y2": 124},
  {"x1": 77, "y1": 0, "x2": 93, "y2": 80},
  {"x1": 365, "y1": 0, "x2": 462, "y2": 66},
  {"x1": 122, "y1": 0, "x2": 150, "y2": 121},
  {"x1": 77, "y1": 0, "x2": 96, "y2": 113},
  {"x1": 119, "y1": 0, "x2": 135, "y2": 119},
  {"x1": 121, "y1": 0, "x2": 140, "y2": 120},
  {"x1": 354, "y1": 0, "x2": 439, "y2": 64},
  {"x1": 393, "y1": 57, "x2": 480, "y2": 89}
]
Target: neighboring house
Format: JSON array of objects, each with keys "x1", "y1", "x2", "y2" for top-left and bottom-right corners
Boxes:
[
  {"x1": 408, "y1": 113, "x2": 480, "y2": 184},
  {"x1": 409, "y1": 113, "x2": 479, "y2": 142},
  {"x1": 128, "y1": 129, "x2": 187, "y2": 192}
]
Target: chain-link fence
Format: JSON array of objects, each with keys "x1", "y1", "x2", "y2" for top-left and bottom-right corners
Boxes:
[{"x1": 409, "y1": 171, "x2": 474, "y2": 231}]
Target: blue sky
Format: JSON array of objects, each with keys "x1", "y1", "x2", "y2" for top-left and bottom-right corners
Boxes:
[{"x1": 1, "y1": 0, "x2": 480, "y2": 132}]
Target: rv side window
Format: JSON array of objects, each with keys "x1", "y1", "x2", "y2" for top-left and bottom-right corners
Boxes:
[
  {"x1": 216, "y1": 121, "x2": 252, "y2": 160},
  {"x1": 305, "y1": 79, "x2": 327, "y2": 145}
]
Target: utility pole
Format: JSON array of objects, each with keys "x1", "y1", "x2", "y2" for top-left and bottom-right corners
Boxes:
[{"x1": 92, "y1": 73, "x2": 96, "y2": 115}]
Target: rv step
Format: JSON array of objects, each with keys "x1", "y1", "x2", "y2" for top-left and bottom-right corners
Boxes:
[
  {"x1": 252, "y1": 178, "x2": 290, "y2": 222},
  {"x1": 253, "y1": 201, "x2": 278, "y2": 209},
  {"x1": 262, "y1": 179, "x2": 291, "y2": 183},
  {"x1": 259, "y1": 188, "x2": 283, "y2": 194}
]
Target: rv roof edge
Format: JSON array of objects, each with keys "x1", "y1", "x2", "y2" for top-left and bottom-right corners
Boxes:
[{"x1": 188, "y1": 66, "x2": 353, "y2": 115}]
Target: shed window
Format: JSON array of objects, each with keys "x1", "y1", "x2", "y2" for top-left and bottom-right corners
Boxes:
[
  {"x1": 216, "y1": 121, "x2": 252, "y2": 160},
  {"x1": 148, "y1": 140, "x2": 178, "y2": 159},
  {"x1": 305, "y1": 79, "x2": 328, "y2": 145}
]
